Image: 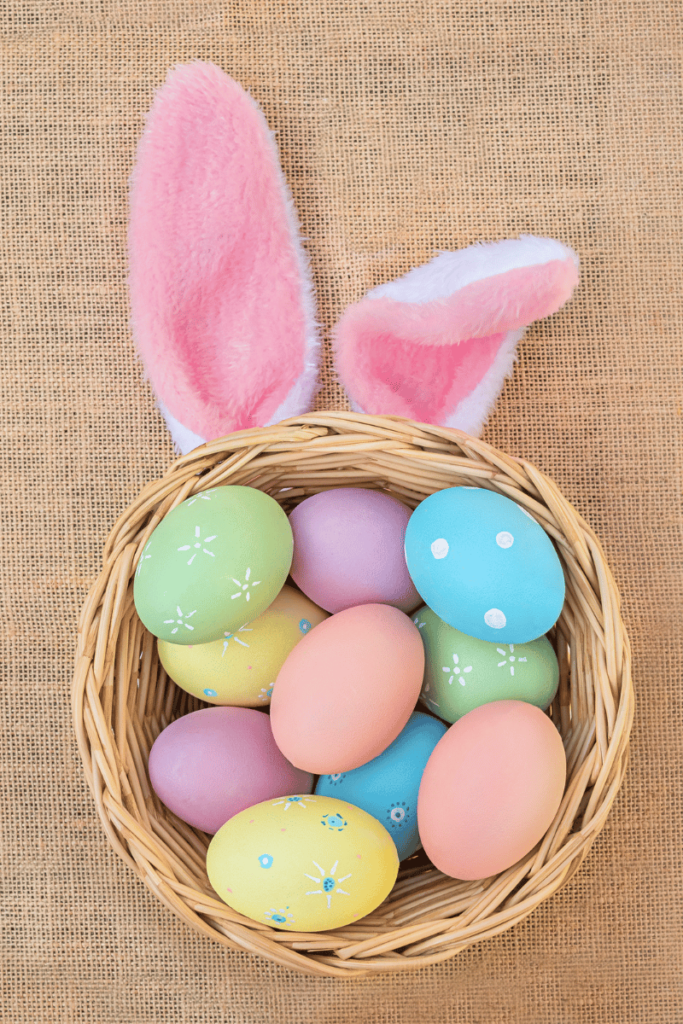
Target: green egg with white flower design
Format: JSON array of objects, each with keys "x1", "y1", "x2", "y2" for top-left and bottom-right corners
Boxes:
[
  {"x1": 413, "y1": 605, "x2": 559, "y2": 723},
  {"x1": 134, "y1": 486, "x2": 293, "y2": 645}
]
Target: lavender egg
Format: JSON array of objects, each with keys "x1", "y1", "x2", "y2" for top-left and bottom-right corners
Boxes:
[
  {"x1": 289, "y1": 488, "x2": 420, "y2": 613},
  {"x1": 148, "y1": 707, "x2": 313, "y2": 834}
]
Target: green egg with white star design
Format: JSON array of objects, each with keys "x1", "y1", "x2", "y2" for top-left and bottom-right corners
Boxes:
[
  {"x1": 414, "y1": 605, "x2": 559, "y2": 723},
  {"x1": 133, "y1": 486, "x2": 294, "y2": 645}
]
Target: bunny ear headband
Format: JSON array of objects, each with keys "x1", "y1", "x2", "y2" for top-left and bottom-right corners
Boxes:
[{"x1": 129, "y1": 62, "x2": 579, "y2": 454}]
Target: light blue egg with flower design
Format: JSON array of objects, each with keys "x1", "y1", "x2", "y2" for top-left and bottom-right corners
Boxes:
[
  {"x1": 315, "y1": 712, "x2": 447, "y2": 860},
  {"x1": 404, "y1": 487, "x2": 565, "y2": 644}
]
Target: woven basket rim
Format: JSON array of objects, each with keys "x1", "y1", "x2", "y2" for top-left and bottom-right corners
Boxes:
[{"x1": 72, "y1": 412, "x2": 634, "y2": 978}]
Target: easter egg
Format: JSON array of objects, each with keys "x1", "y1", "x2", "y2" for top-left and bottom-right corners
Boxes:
[
  {"x1": 289, "y1": 488, "x2": 420, "y2": 613},
  {"x1": 413, "y1": 605, "x2": 559, "y2": 723},
  {"x1": 206, "y1": 794, "x2": 399, "y2": 930},
  {"x1": 404, "y1": 487, "x2": 565, "y2": 643},
  {"x1": 270, "y1": 603, "x2": 425, "y2": 774},
  {"x1": 134, "y1": 485, "x2": 293, "y2": 645},
  {"x1": 157, "y1": 586, "x2": 328, "y2": 706},
  {"x1": 417, "y1": 700, "x2": 566, "y2": 879},
  {"x1": 148, "y1": 707, "x2": 312, "y2": 834},
  {"x1": 315, "y1": 711, "x2": 447, "y2": 860}
]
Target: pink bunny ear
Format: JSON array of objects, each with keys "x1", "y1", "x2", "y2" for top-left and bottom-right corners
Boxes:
[
  {"x1": 129, "y1": 62, "x2": 319, "y2": 454},
  {"x1": 333, "y1": 236, "x2": 579, "y2": 435}
]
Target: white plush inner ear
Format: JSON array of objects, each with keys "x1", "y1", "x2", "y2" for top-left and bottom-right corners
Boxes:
[{"x1": 370, "y1": 236, "x2": 578, "y2": 304}]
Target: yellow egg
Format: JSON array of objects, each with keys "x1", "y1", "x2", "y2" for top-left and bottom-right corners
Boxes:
[
  {"x1": 206, "y1": 795, "x2": 399, "y2": 931},
  {"x1": 158, "y1": 586, "x2": 328, "y2": 706}
]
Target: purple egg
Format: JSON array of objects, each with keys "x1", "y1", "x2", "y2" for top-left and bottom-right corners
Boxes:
[
  {"x1": 289, "y1": 488, "x2": 421, "y2": 613},
  {"x1": 148, "y1": 706, "x2": 313, "y2": 833}
]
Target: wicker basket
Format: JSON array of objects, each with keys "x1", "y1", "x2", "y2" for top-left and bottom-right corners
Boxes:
[{"x1": 72, "y1": 412, "x2": 633, "y2": 977}]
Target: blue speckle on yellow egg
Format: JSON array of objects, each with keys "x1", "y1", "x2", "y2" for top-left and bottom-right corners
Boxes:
[
  {"x1": 266, "y1": 908, "x2": 293, "y2": 925},
  {"x1": 321, "y1": 813, "x2": 347, "y2": 831},
  {"x1": 404, "y1": 487, "x2": 565, "y2": 644}
]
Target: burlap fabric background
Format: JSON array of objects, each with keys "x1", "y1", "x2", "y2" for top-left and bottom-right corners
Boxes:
[{"x1": 2, "y1": 2, "x2": 681, "y2": 1021}]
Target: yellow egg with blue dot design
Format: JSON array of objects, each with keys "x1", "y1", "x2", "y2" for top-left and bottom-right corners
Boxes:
[
  {"x1": 157, "y1": 586, "x2": 328, "y2": 706},
  {"x1": 206, "y1": 794, "x2": 400, "y2": 931}
]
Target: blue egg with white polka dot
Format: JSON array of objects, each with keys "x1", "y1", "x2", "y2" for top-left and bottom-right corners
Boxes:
[
  {"x1": 404, "y1": 487, "x2": 565, "y2": 644},
  {"x1": 315, "y1": 712, "x2": 447, "y2": 860}
]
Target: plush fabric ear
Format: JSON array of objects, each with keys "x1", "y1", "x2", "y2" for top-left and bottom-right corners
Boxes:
[
  {"x1": 333, "y1": 236, "x2": 579, "y2": 435},
  {"x1": 129, "y1": 62, "x2": 319, "y2": 453}
]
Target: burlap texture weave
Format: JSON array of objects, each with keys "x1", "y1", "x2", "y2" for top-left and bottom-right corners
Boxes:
[{"x1": 1, "y1": 2, "x2": 681, "y2": 1021}]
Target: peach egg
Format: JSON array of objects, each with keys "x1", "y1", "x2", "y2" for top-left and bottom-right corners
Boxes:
[
  {"x1": 417, "y1": 700, "x2": 566, "y2": 880},
  {"x1": 270, "y1": 603, "x2": 425, "y2": 774}
]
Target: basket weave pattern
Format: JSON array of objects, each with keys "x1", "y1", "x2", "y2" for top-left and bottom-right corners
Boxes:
[{"x1": 72, "y1": 413, "x2": 633, "y2": 977}]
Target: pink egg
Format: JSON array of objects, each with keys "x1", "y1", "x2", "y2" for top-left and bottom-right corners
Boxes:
[
  {"x1": 417, "y1": 700, "x2": 566, "y2": 880},
  {"x1": 289, "y1": 488, "x2": 420, "y2": 613},
  {"x1": 270, "y1": 603, "x2": 425, "y2": 774},
  {"x1": 148, "y1": 707, "x2": 313, "y2": 834}
]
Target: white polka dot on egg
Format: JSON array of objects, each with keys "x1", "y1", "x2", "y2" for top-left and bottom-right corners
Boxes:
[
  {"x1": 484, "y1": 608, "x2": 507, "y2": 629},
  {"x1": 431, "y1": 538, "x2": 449, "y2": 559},
  {"x1": 496, "y1": 531, "x2": 514, "y2": 549}
]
